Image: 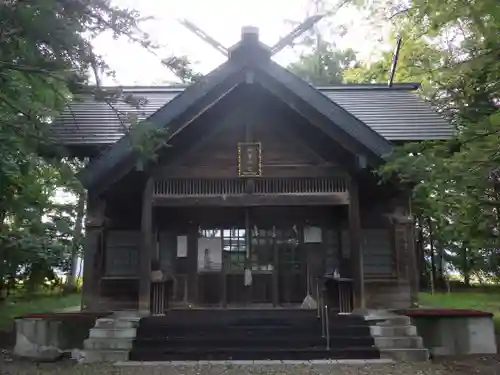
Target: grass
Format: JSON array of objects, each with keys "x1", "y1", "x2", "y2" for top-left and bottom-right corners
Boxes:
[
  {"x1": 419, "y1": 291, "x2": 500, "y2": 332},
  {"x1": 0, "y1": 293, "x2": 81, "y2": 331}
]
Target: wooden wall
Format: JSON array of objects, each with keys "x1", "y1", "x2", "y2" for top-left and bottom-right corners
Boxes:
[{"x1": 96, "y1": 201, "x2": 413, "y2": 309}]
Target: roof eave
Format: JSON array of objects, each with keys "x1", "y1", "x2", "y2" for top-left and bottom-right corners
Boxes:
[{"x1": 77, "y1": 61, "x2": 247, "y2": 191}]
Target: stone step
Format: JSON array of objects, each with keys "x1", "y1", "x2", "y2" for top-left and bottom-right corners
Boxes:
[
  {"x1": 84, "y1": 338, "x2": 134, "y2": 350},
  {"x1": 374, "y1": 336, "x2": 423, "y2": 349},
  {"x1": 94, "y1": 318, "x2": 138, "y2": 329},
  {"x1": 370, "y1": 325, "x2": 417, "y2": 337},
  {"x1": 380, "y1": 348, "x2": 429, "y2": 361},
  {"x1": 82, "y1": 349, "x2": 130, "y2": 363},
  {"x1": 89, "y1": 327, "x2": 136, "y2": 339},
  {"x1": 375, "y1": 316, "x2": 412, "y2": 326}
]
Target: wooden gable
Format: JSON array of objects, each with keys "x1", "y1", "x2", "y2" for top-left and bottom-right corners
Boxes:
[{"x1": 156, "y1": 103, "x2": 337, "y2": 179}]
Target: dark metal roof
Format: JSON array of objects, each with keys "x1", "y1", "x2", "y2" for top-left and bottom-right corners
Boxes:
[{"x1": 50, "y1": 83, "x2": 452, "y2": 146}]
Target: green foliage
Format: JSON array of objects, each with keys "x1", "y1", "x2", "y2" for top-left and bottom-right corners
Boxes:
[
  {"x1": 0, "y1": 292, "x2": 81, "y2": 331},
  {"x1": 292, "y1": 0, "x2": 500, "y2": 283},
  {"x1": 0, "y1": 0, "x2": 168, "y2": 295},
  {"x1": 289, "y1": 40, "x2": 358, "y2": 85},
  {"x1": 348, "y1": 0, "x2": 500, "y2": 282}
]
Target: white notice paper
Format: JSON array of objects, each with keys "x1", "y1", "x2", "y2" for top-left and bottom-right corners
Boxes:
[
  {"x1": 177, "y1": 235, "x2": 187, "y2": 258},
  {"x1": 304, "y1": 226, "x2": 322, "y2": 243}
]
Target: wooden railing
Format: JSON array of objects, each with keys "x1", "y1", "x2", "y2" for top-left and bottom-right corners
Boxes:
[{"x1": 153, "y1": 177, "x2": 347, "y2": 197}]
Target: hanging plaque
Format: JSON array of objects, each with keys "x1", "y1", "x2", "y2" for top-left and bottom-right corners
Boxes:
[{"x1": 237, "y1": 142, "x2": 262, "y2": 177}]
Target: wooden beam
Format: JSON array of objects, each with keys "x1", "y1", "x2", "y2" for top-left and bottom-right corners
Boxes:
[
  {"x1": 154, "y1": 165, "x2": 344, "y2": 179},
  {"x1": 348, "y1": 177, "x2": 365, "y2": 309},
  {"x1": 138, "y1": 177, "x2": 154, "y2": 313},
  {"x1": 81, "y1": 195, "x2": 106, "y2": 311},
  {"x1": 153, "y1": 193, "x2": 349, "y2": 207}
]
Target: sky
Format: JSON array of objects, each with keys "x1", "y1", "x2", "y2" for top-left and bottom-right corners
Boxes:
[{"x1": 92, "y1": 0, "x2": 391, "y2": 86}]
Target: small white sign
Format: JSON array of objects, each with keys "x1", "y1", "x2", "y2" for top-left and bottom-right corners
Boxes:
[
  {"x1": 177, "y1": 235, "x2": 187, "y2": 258},
  {"x1": 304, "y1": 226, "x2": 322, "y2": 243}
]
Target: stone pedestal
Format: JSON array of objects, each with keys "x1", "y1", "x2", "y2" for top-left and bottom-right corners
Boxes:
[{"x1": 14, "y1": 319, "x2": 63, "y2": 361}]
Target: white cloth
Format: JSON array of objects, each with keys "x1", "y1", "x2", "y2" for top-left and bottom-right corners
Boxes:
[{"x1": 244, "y1": 268, "x2": 253, "y2": 286}]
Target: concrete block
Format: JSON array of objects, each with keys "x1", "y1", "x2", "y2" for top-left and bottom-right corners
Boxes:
[
  {"x1": 13, "y1": 319, "x2": 63, "y2": 361},
  {"x1": 370, "y1": 325, "x2": 417, "y2": 337},
  {"x1": 89, "y1": 328, "x2": 136, "y2": 339},
  {"x1": 374, "y1": 336, "x2": 423, "y2": 349},
  {"x1": 413, "y1": 315, "x2": 498, "y2": 356},
  {"x1": 466, "y1": 316, "x2": 497, "y2": 354},
  {"x1": 380, "y1": 348, "x2": 429, "y2": 361},
  {"x1": 84, "y1": 338, "x2": 134, "y2": 350}
]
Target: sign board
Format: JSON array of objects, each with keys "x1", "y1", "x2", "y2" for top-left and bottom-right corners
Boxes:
[
  {"x1": 237, "y1": 142, "x2": 262, "y2": 177},
  {"x1": 304, "y1": 226, "x2": 322, "y2": 243}
]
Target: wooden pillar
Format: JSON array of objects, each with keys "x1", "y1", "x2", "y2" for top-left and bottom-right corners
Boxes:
[
  {"x1": 348, "y1": 177, "x2": 365, "y2": 309},
  {"x1": 244, "y1": 207, "x2": 252, "y2": 305},
  {"x1": 81, "y1": 196, "x2": 106, "y2": 311},
  {"x1": 272, "y1": 234, "x2": 279, "y2": 307},
  {"x1": 138, "y1": 178, "x2": 154, "y2": 313},
  {"x1": 390, "y1": 191, "x2": 418, "y2": 306},
  {"x1": 404, "y1": 192, "x2": 419, "y2": 306},
  {"x1": 187, "y1": 223, "x2": 199, "y2": 305}
]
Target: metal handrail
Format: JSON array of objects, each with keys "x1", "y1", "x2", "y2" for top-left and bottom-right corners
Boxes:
[
  {"x1": 316, "y1": 279, "x2": 321, "y2": 318},
  {"x1": 325, "y1": 304, "x2": 330, "y2": 350},
  {"x1": 316, "y1": 278, "x2": 330, "y2": 350}
]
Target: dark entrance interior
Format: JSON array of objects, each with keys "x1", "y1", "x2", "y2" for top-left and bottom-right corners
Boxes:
[{"x1": 161, "y1": 206, "x2": 343, "y2": 308}]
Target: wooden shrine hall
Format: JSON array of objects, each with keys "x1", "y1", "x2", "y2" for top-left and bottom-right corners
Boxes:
[{"x1": 50, "y1": 26, "x2": 452, "y2": 315}]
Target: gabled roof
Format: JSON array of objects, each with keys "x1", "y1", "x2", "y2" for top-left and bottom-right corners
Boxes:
[
  {"x1": 74, "y1": 28, "x2": 452, "y2": 193},
  {"x1": 51, "y1": 83, "x2": 451, "y2": 146}
]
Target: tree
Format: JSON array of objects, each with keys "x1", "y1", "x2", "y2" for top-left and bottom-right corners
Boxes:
[
  {"x1": 286, "y1": 0, "x2": 359, "y2": 85},
  {"x1": 289, "y1": 41, "x2": 357, "y2": 85},
  {"x1": 347, "y1": 0, "x2": 500, "y2": 284},
  {"x1": 0, "y1": 0, "x2": 191, "y2": 296}
]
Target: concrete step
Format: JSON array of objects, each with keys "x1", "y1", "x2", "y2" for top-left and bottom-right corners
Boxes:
[
  {"x1": 82, "y1": 349, "x2": 130, "y2": 362},
  {"x1": 94, "y1": 318, "x2": 139, "y2": 329},
  {"x1": 375, "y1": 316, "x2": 412, "y2": 326},
  {"x1": 84, "y1": 338, "x2": 134, "y2": 350},
  {"x1": 380, "y1": 348, "x2": 429, "y2": 361},
  {"x1": 374, "y1": 336, "x2": 423, "y2": 349},
  {"x1": 370, "y1": 325, "x2": 417, "y2": 337},
  {"x1": 89, "y1": 327, "x2": 136, "y2": 339}
]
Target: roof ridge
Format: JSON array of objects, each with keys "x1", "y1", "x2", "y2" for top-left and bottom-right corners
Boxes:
[{"x1": 83, "y1": 82, "x2": 420, "y2": 92}]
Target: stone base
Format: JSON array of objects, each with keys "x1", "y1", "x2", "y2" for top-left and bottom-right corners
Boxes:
[{"x1": 409, "y1": 313, "x2": 497, "y2": 356}]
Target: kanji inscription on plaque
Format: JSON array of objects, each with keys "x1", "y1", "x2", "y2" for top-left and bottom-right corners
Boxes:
[{"x1": 237, "y1": 142, "x2": 262, "y2": 177}]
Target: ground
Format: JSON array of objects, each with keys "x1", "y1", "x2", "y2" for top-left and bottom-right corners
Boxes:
[
  {"x1": 0, "y1": 291, "x2": 499, "y2": 374},
  {"x1": 1, "y1": 357, "x2": 500, "y2": 375}
]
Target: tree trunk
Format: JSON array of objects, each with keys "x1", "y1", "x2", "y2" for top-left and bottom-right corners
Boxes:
[
  {"x1": 67, "y1": 190, "x2": 86, "y2": 289},
  {"x1": 434, "y1": 241, "x2": 448, "y2": 291},
  {"x1": 428, "y1": 217, "x2": 436, "y2": 294},
  {"x1": 416, "y1": 216, "x2": 427, "y2": 287},
  {"x1": 462, "y1": 245, "x2": 470, "y2": 287}
]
